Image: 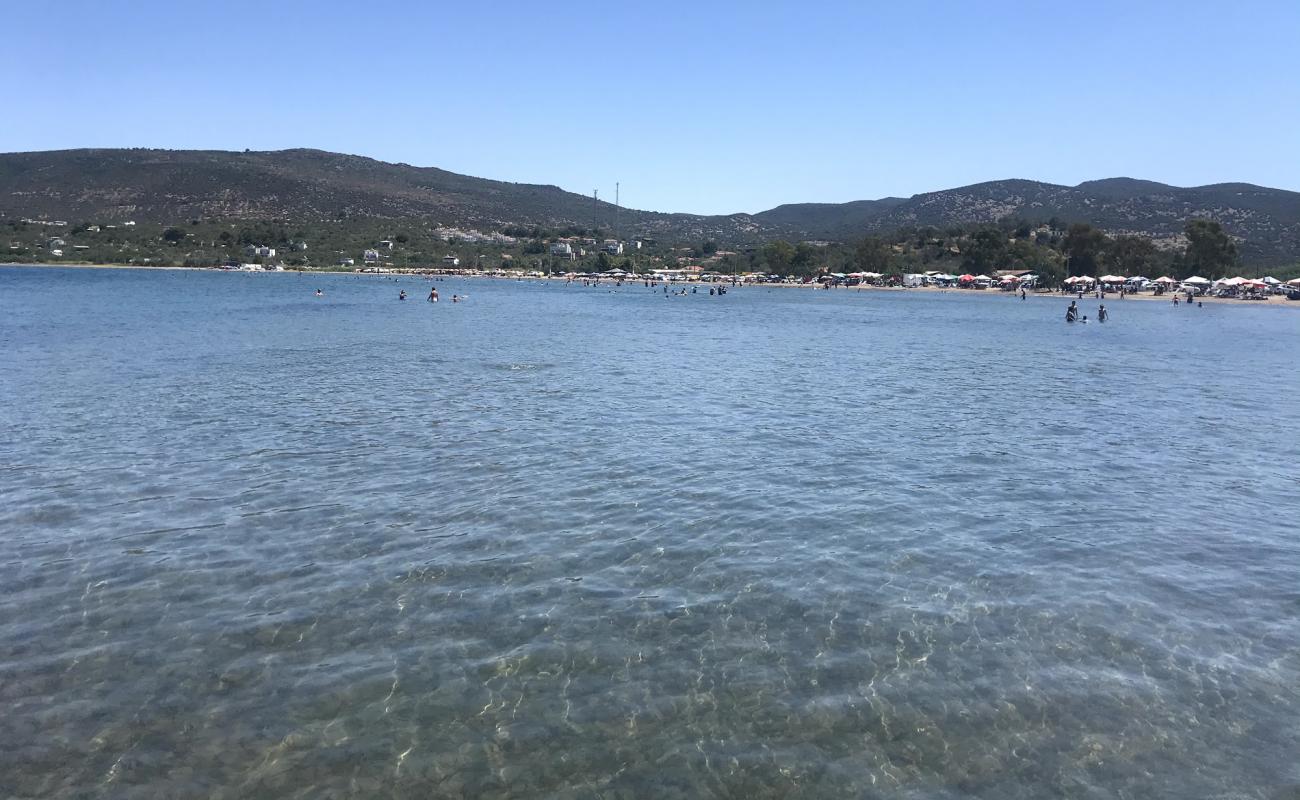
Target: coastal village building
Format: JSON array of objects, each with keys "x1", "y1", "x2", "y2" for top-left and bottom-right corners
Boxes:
[
  {"x1": 549, "y1": 242, "x2": 576, "y2": 261},
  {"x1": 246, "y1": 245, "x2": 276, "y2": 258},
  {"x1": 363, "y1": 249, "x2": 380, "y2": 264},
  {"x1": 602, "y1": 239, "x2": 624, "y2": 255},
  {"x1": 442, "y1": 256, "x2": 460, "y2": 267}
]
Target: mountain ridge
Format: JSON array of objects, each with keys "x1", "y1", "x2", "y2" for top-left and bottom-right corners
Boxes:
[{"x1": 3, "y1": 148, "x2": 1299, "y2": 265}]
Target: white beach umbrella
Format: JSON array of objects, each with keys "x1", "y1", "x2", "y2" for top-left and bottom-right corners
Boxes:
[
  {"x1": 1183, "y1": 276, "x2": 1210, "y2": 284},
  {"x1": 1262, "y1": 276, "x2": 1281, "y2": 285}
]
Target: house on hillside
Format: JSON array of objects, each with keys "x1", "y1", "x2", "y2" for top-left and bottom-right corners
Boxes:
[
  {"x1": 602, "y1": 239, "x2": 623, "y2": 255},
  {"x1": 549, "y1": 242, "x2": 575, "y2": 261},
  {"x1": 246, "y1": 245, "x2": 276, "y2": 258},
  {"x1": 442, "y1": 255, "x2": 460, "y2": 267},
  {"x1": 363, "y1": 249, "x2": 380, "y2": 264}
]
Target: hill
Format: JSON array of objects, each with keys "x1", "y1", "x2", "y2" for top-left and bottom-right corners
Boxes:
[{"x1": 3, "y1": 148, "x2": 1299, "y2": 265}]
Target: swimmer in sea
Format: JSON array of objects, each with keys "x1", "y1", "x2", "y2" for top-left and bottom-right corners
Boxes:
[
  {"x1": 452, "y1": 294, "x2": 460, "y2": 303},
  {"x1": 315, "y1": 289, "x2": 323, "y2": 297},
  {"x1": 399, "y1": 290, "x2": 407, "y2": 301}
]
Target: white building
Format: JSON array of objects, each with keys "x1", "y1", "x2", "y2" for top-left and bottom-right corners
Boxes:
[
  {"x1": 246, "y1": 245, "x2": 276, "y2": 258},
  {"x1": 549, "y1": 242, "x2": 575, "y2": 260},
  {"x1": 363, "y1": 249, "x2": 380, "y2": 264},
  {"x1": 442, "y1": 255, "x2": 460, "y2": 267},
  {"x1": 602, "y1": 239, "x2": 624, "y2": 255}
]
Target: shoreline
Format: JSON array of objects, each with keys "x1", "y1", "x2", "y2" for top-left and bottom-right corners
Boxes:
[{"x1": 5, "y1": 262, "x2": 1297, "y2": 308}]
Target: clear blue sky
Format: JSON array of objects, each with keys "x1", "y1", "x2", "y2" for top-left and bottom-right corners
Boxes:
[{"x1": 8, "y1": 0, "x2": 1299, "y2": 215}]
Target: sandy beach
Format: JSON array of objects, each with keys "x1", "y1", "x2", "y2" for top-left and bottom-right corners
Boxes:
[{"x1": 6, "y1": 262, "x2": 1297, "y2": 307}]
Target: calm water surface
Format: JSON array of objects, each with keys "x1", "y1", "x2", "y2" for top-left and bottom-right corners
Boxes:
[{"x1": 2, "y1": 266, "x2": 1299, "y2": 798}]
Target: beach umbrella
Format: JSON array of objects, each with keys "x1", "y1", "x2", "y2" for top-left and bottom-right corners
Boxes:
[
  {"x1": 958, "y1": 274, "x2": 975, "y2": 281},
  {"x1": 1098, "y1": 275, "x2": 1125, "y2": 283},
  {"x1": 1262, "y1": 276, "x2": 1281, "y2": 285},
  {"x1": 1288, "y1": 278, "x2": 1300, "y2": 286},
  {"x1": 861, "y1": 271, "x2": 882, "y2": 278},
  {"x1": 1184, "y1": 276, "x2": 1210, "y2": 284},
  {"x1": 1153, "y1": 276, "x2": 1176, "y2": 284},
  {"x1": 973, "y1": 274, "x2": 992, "y2": 281}
]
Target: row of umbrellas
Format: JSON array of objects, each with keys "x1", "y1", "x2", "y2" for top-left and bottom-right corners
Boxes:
[{"x1": 1065, "y1": 274, "x2": 1298, "y2": 286}]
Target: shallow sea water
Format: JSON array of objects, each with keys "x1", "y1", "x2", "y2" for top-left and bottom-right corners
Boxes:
[{"x1": 2, "y1": 266, "x2": 1299, "y2": 798}]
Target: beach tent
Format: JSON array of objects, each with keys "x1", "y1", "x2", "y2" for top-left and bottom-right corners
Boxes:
[
  {"x1": 958, "y1": 274, "x2": 975, "y2": 282},
  {"x1": 860, "y1": 272, "x2": 882, "y2": 279},
  {"x1": 1262, "y1": 277, "x2": 1281, "y2": 286},
  {"x1": 1183, "y1": 276, "x2": 1210, "y2": 284},
  {"x1": 1288, "y1": 278, "x2": 1300, "y2": 287},
  {"x1": 1098, "y1": 275, "x2": 1126, "y2": 283},
  {"x1": 1153, "y1": 276, "x2": 1177, "y2": 284}
]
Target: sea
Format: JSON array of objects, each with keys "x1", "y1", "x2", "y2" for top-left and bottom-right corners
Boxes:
[{"x1": 2, "y1": 265, "x2": 1299, "y2": 799}]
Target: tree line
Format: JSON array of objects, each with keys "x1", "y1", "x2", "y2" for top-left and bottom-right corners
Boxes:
[{"x1": 724, "y1": 218, "x2": 1249, "y2": 282}]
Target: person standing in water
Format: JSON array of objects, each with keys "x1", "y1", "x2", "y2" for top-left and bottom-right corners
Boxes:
[
  {"x1": 399, "y1": 290, "x2": 407, "y2": 301},
  {"x1": 1066, "y1": 300, "x2": 1078, "y2": 322},
  {"x1": 428, "y1": 287, "x2": 439, "y2": 303},
  {"x1": 1098, "y1": 304, "x2": 1108, "y2": 322}
]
